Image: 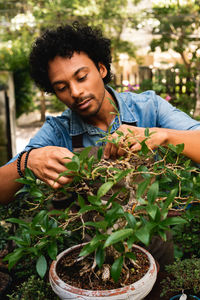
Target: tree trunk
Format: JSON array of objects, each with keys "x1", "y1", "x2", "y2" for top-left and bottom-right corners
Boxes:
[
  {"x1": 193, "y1": 76, "x2": 200, "y2": 118},
  {"x1": 40, "y1": 91, "x2": 46, "y2": 122}
]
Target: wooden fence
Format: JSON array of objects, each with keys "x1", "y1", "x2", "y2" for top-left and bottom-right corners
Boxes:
[{"x1": 112, "y1": 67, "x2": 194, "y2": 97}]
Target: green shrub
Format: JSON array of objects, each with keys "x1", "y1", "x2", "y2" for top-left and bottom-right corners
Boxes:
[
  {"x1": 161, "y1": 258, "x2": 200, "y2": 296},
  {"x1": 6, "y1": 275, "x2": 59, "y2": 300},
  {"x1": 172, "y1": 206, "x2": 200, "y2": 259}
]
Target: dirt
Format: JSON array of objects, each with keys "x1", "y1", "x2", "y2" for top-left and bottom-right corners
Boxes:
[
  {"x1": 0, "y1": 271, "x2": 11, "y2": 295},
  {"x1": 57, "y1": 247, "x2": 149, "y2": 290}
]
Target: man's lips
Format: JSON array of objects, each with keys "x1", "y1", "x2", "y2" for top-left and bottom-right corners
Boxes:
[{"x1": 77, "y1": 97, "x2": 93, "y2": 109}]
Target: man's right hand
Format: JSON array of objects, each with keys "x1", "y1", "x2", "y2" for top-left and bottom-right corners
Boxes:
[{"x1": 26, "y1": 146, "x2": 74, "y2": 189}]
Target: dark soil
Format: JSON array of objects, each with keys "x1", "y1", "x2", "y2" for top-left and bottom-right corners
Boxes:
[
  {"x1": 57, "y1": 247, "x2": 149, "y2": 290},
  {"x1": 0, "y1": 271, "x2": 12, "y2": 296}
]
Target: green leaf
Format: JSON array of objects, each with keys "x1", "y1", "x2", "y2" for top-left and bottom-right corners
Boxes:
[
  {"x1": 105, "y1": 202, "x2": 124, "y2": 224},
  {"x1": 79, "y1": 146, "x2": 92, "y2": 161},
  {"x1": 167, "y1": 144, "x2": 177, "y2": 153},
  {"x1": 15, "y1": 185, "x2": 30, "y2": 196},
  {"x1": 146, "y1": 204, "x2": 159, "y2": 221},
  {"x1": 127, "y1": 235, "x2": 136, "y2": 249},
  {"x1": 48, "y1": 241, "x2": 57, "y2": 260},
  {"x1": 32, "y1": 210, "x2": 48, "y2": 226},
  {"x1": 4, "y1": 248, "x2": 25, "y2": 269},
  {"x1": 144, "y1": 127, "x2": 150, "y2": 137},
  {"x1": 79, "y1": 205, "x2": 100, "y2": 214},
  {"x1": 113, "y1": 242, "x2": 125, "y2": 253},
  {"x1": 136, "y1": 178, "x2": 150, "y2": 199},
  {"x1": 84, "y1": 221, "x2": 108, "y2": 231},
  {"x1": 97, "y1": 181, "x2": 114, "y2": 199},
  {"x1": 95, "y1": 245, "x2": 105, "y2": 268},
  {"x1": 79, "y1": 238, "x2": 103, "y2": 257},
  {"x1": 176, "y1": 143, "x2": 185, "y2": 155},
  {"x1": 97, "y1": 147, "x2": 103, "y2": 161},
  {"x1": 6, "y1": 218, "x2": 28, "y2": 227},
  {"x1": 168, "y1": 143, "x2": 184, "y2": 155},
  {"x1": 78, "y1": 194, "x2": 85, "y2": 208},
  {"x1": 161, "y1": 217, "x2": 188, "y2": 226},
  {"x1": 139, "y1": 140, "x2": 149, "y2": 155},
  {"x1": 64, "y1": 161, "x2": 79, "y2": 172},
  {"x1": 147, "y1": 181, "x2": 159, "y2": 204},
  {"x1": 134, "y1": 224, "x2": 152, "y2": 246},
  {"x1": 9, "y1": 236, "x2": 30, "y2": 247},
  {"x1": 24, "y1": 167, "x2": 36, "y2": 179},
  {"x1": 30, "y1": 190, "x2": 44, "y2": 198},
  {"x1": 46, "y1": 227, "x2": 65, "y2": 236},
  {"x1": 36, "y1": 255, "x2": 47, "y2": 278},
  {"x1": 108, "y1": 97, "x2": 119, "y2": 113},
  {"x1": 104, "y1": 229, "x2": 134, "y2": 248},
  {"x1": 87, "y1": 195, "x2": 102, "y2": 206},
  {"x1": 124, "y1": 212, "x2": 136, "y2": 229},
  {"x1": 111, "y1": 256, "x2": 123, "y2": 282},
  {"x1": 162, "y1": 188, "x2": 178, "y2": 213},
  {"x1": 125, "y1": 252, "x2": 136, "y2": 260},
  {"x1": 15, "y1": 178, "x2": 33, "y2": 185},
  {"x1": 113, "y1": 169, "x2": 132, "y2": 182}
]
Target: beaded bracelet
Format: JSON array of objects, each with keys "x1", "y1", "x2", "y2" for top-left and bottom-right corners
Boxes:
[
  {"x1": 17, "y1": 150, "x2": 26, "y2": 178},
  {"x1": 24, "y1": 148, "x2": 36, "y2": 171}
]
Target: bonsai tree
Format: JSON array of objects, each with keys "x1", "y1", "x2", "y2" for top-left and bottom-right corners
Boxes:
[{"x1": 4, "y1": 129, "x2": 200, "y2": 287}]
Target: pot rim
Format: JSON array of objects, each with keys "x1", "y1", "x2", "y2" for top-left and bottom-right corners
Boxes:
[
  {"x1": 49, "y1": 243, "x2": 157, "y2": 297},
  {"x1": 170, "y1": 295, "x2": 200, "y2": 300}
]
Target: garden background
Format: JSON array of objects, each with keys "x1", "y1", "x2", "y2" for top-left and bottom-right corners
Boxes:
[{"x1": 0, "y1": 0, "x2": 200, "y2": 299}]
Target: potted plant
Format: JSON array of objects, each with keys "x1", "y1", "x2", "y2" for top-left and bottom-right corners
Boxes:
[
  {"x1": 161, "y1": 257, "x2": 200, "y2": 300},
  {"x1": 4, "y1": 130, "x2": 200, "y2": 299}
]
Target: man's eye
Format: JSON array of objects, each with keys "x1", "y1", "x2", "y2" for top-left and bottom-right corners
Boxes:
[
  {"x1": 78, "y1": 74, "x2": 87, "y2": 82},
  {"x1": 56, "y1": 86, "x2": 67, "y2": 92}
]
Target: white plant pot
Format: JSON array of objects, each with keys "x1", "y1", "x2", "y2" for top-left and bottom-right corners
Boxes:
[{"x1": 49, "y1": 243, "x2": 157, "y2": 300}]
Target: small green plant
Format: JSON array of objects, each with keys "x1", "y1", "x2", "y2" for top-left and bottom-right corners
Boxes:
[
  {"x1": 6, "y1": 275, "x2": 59, "y2": 300},
  {"x1": 4, "y1": 210, "x2": 70, "y2": 278},
  {"x1": 161, "y1": 257, "x2": 200, "y2": 297},
  {"x1": 172, "y1": 206, "x2": 200, "y2": 259}
]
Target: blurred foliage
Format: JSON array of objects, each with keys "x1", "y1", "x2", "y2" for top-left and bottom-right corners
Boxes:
[
  {"x1": 7, "y1": 275, "x2": 59, "y2": 300},
  {"x1": 0, "y1": 35, "x2": 35, "y2": 117},
  {"x1": 161, "y1": 257, "x2": 200, "y2": 296},
  {"x1": 172, "y1": 205, "x2": 200, "y2": 259},
  {"x1": 149, "y1": 0, "x2": 200, "y2": 115},
  {"x1": 0, "y1": 0, "x2": 141, "y2": 117}
]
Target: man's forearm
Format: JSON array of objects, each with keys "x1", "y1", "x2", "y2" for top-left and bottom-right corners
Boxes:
[
  {"x1": 0, "y1": 159, "x2": 24, "y2": 204},
  {"x1": 165, "y1": 129, "x2": 200, "y2": 163}
]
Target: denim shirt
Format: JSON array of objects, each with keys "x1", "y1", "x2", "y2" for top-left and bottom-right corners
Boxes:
[{"x1": 7, "y1": 86, "x2": 200, "y2": 164}]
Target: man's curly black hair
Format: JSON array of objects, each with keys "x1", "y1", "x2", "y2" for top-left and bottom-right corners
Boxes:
[{"x1": 29, "y1": 22, "x2": 112, "y2": 93}]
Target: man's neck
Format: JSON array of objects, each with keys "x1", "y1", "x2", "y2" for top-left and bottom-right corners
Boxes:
[{"x1": 85, "y1": 89, "x2": 118, "y2": 131}]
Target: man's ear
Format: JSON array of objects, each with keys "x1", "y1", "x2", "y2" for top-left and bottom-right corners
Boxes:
[{"x1": 98, "y1": 63, "x2": 107, "y2": 79}]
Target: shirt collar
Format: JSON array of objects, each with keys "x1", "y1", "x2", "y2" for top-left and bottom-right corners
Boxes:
[
  {"x1": 106, "y1": 86, "x2": 137, "y2": 124},
  {"x1": 68, "y1": 85, "x2": 137, "y2": 136}
]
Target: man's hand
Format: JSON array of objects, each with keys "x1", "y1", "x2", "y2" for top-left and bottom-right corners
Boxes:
[
  {"x1": 104, "y1": 125, "x2": 168, "y2": 159},
  {"x1": 26, "y1": 146, "x2": 74, "y2": 188}
]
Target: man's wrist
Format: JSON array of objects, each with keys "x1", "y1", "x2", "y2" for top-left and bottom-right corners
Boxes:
[{"x1": 17, "y1": 151, "x2": 26, "y2": 177}]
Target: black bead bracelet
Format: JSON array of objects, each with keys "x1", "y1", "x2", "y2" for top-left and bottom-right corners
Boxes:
[
  {"x1": 17, "y1": 150, "x2": 26, "y2": 178},
  {"x1": 24, "y1": 148, "x2": 36, "y2": 171}
]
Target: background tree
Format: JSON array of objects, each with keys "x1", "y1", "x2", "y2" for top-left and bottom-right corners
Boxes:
[
  {"x1": 149, "y1": 0, "x2": 200, "y2": 116},
  {"x1": 0, "y1": 0, "x2": 141, "y2": 118}
]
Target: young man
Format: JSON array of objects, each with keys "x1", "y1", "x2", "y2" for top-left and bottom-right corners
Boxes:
[{"x1": 1, "y1": 22, "x2": 200, "y2": 204}]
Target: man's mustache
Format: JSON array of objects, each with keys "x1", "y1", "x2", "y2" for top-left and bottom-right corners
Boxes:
[{"x1": 72, "y1": 94, "x2": 94, "y2": 108}]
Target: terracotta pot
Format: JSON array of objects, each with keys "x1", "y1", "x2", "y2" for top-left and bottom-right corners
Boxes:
[{"x1": 49, "y1": 243, "x2": 157, "y2": 300}]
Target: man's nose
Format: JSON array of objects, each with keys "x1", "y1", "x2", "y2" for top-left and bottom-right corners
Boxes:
[{"x1": 70, "y1": 82, "x2": 83, "y2": 98}]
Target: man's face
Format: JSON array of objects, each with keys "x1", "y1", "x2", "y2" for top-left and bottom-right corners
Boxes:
[{"x1": 48, "y1": 52, "x2": 107, "y2": 118}]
